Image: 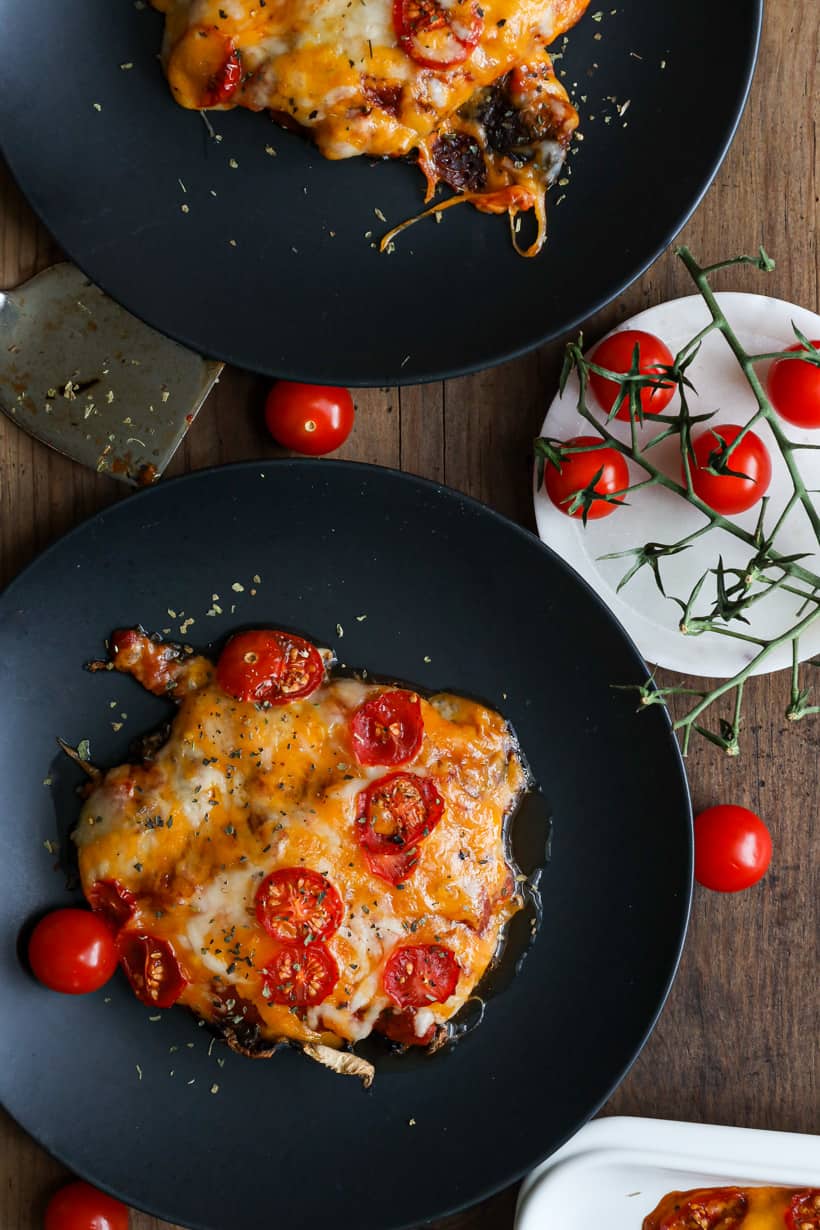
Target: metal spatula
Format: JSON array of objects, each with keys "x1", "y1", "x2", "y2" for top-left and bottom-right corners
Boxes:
[{"x1": 0, "y1": 263, "x2": 223, "y2": 484}]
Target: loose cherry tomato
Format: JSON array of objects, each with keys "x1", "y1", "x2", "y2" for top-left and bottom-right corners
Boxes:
[
  {"x1": 264, "y1": 383, "x2": 354, "y2": 456},
  {"x1": 87, "y1": 880, "x2": 136, "y2": 933},
  {"x1": 767, "y1": 340, "x2": 820, "y2": 428},
  {"x1": 687, "y1": 424, "x2": 772, "y2": 515},
  {"x1": 217, "y1": 629, "x2": 324, "y2": 705},
  {"x1": 116, "y1": 932, "x2": 187, "y2": 1008},
  {"x1": 364, "y1": 845, "x2": 422, "y2": 886},
  {"x1": 255, "y1": 869, "x2": 343, "y2": 943},
  {"x1": 44, "y1": 1180, "x2": 130, "y2": 1230},
  {"x1": 544, "y1": 436, "x2": 629, "y2": 520},
  {"x1": 694, "y1": 805, "x2": 772, "y2": 892},
  {"x1": 350, "y1": 690, "x2": 424, "y2": 766},
  {"x1": 376, "y1": 1008, "x2": 436, "y2": 1047},
  {"x1": 383, "y1": 943, "x2": 459, "y2": 1008},
  {"x1": 658, "y1": 1188, "x2": 748, "y2": 1230},
  {"x1": 786, "y1": 1189, "x2": 820, "y2": 1230},
  {"x1": 393, "y1": 0, "x2": 483, "y2": 69},
  {"x1": 28, "y1": 909, "x2": 118, "y2": 995},
  {"x1": 355, "y1": 772, "x2": 444, "y2": 852},
  {"x1": 589, "y1": 329, "x2": 675, "y2": 420},
  {"x1": 262, "y1": 941, "x2": 338, "y2": 1007}
]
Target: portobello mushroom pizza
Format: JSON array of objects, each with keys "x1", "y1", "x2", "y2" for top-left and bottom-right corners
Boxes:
[
  {"x1": 74, "y1": 628, "x2": 529, "y2": 1083},
  {"x1": 151, "y1": 0, "x2": 590, "y2": 254},
  {"x1": 643, "y1": 1186, "x2": 820, "y2": 1230}
]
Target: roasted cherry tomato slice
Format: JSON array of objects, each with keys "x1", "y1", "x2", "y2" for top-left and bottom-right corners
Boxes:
[
  {"x1": 365, "y1": 845, "x2": 422, "y2": 885},
  {"x1": 255, "y1": 868, "x2": 343, "y2": 943},
  {"x1": 393, "y1": 0, "x2": 483, "y2": 69},
  {"x1": 167, "y1": 27, "x2": 243, "y2": 109},
  {"x1": 87, "y1": 879, "x2": 137, "y2": 932},
  {"x1": 589, "y1": 329, "x2": 675, "y2": 420},
  {"x1": 694, "y1": 804, "x2": 772, "y2": 893},
  {"x1": 264, "y1": 382, "x2": 355, "y2": 456},
  {"x1": 658, "y1": 1188, "x2": 748, "y2": 1230},
  {"x1": 383, "y1": 943, "x2": 459, "y2": 1008},
  {"x1": 116, "y1": 932, "x2": 187, "y2": 1008},
  {"x1": 217, "y1": 629, "x2": 324, "y2": 704},
  {"x1": 28, "y1": 909, "x2": 118, "y2": 995},
  {"x1": 786, "y1": 1189, "x2": 820, "y2": 1230},
  {"x1": 687, "y1": 424, "x2": 772, "y2": 515},
  {"x1": 262, "y1": 941, "x2": 338, "y2": 1007},
  {"x1": 44, "y1": 1180, "x2": 130, "y2": 1230},
  {"x1": 355, "y1": 771, "x2": 444, "y2": 852},
  {"x1": 376, "y1": 1008, "x2": 436, "y2": 1047},
  {"x1": 351, "y1": 689, "x2": 424, "y2": 765},
  {"x1": 544, "y1": 435, "x2": 629, "y2": 520},
  {"x1": 767, "y1": 340, "x2": 820, "y2": 428}
]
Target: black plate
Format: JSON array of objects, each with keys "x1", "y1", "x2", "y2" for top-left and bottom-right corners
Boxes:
[
  {"x1": 0, "y1": 1, "x2": 760, "y2": 385},
  {"x1": 0, "y1": 461, "x2": 691, "y2": 1230}
]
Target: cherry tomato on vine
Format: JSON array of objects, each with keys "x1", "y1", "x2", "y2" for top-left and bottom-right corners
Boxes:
[
  {"x1": 264, "y1": 383, "x2": 354, "y2": 455},
  {"x1": 44, "y1": 1180, "x2": 130, "y2": 1230},
  {"x1": 694, "y1": 805, "x2": 772, "y2": 892},
  {"x1": 589, "y1": 329, "x2": 675, "y2": 420},
  {"x1": 766, "y1": 340, "x2": 820, "y2": 428},
  {"x1": 543, "y1": 436, "x2": 629, "y2": 520},
  {"x1": 28, "y1": 909, "x2": 118, "y2": 995},
  {"x1": 687, "y1": 424, "x2": 772, "y2": 515}
]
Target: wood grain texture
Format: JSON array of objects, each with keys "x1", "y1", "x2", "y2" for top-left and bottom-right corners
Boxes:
[{"x1": 1, "y1": 2, "x2": 818, "y2": 1227}]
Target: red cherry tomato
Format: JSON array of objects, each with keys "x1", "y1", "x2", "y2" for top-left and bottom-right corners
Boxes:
[
  {"x1": 116, "y1": 932, "x2": 187, "y2": 1008},
  {"x1": 217, "y1": 629, "x2": 324, "y2": 705},
  {"x1": 255, "y1": 869, "x2": 343, "y2": 943},
  {"x1": 544, "y1": 436, "x2": 629, "y2": 520},
  {"x1": 264, "y1": 383, "x2": 354, "y2": 456},
  {"x1": 44, "y1": 1180, "x2": 130, "y2": 1230},
  {"x1": 658, "y1": 1188, "x2": 748, "y2": 1230},
  {"x1": 376, "y1": 1008, "x2": 436, "y2": 1047},
  {"x1": 687, "y1": 424, "x2": 772, "y2": 514},
  {"x1": 201, "y1": 39, "x2": 242, "y2": 106},
  {"x1": 262, "y1": 941, "x2": 338, "y2": 1007},
  {"x1": 364, "y1": 845, "x2": 422, "y2": 886},
  {"x1": 28, "y1": 909, "x2": 118, "y2": 995},
  {"x1": 766, "y1": 340, "x2": 820, "y2": 428},
  {"x1": 355, "y1": 772, "x2": 444, "y2": 853},
  {"x1": 393, "y1": 0, "x2": 483, "y2": 69},
  {"x1": 383, "y1": 943, "x2": 460, "y2": 1008},
  {"x1": 694, "y1": 805, "x2": 772, "y2": 893},
  {"x1": 87, "y1": 880, "x2": 136, "y2": 933},
  {"x1": 350, "y1": 690, "x2": 424, "y2": 766},
  {"x1": 785, "y1": 1190, "x2": 820, "y2": 1230},
  {"x1": 589, "y1": 329, "x2": 675, "y2": 420}
]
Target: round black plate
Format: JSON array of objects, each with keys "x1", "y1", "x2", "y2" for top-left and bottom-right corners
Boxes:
[
  {"x1": 0, "y1": 462, "x2": 691, "y2": 1230},
  {"x1": 0, "y1": 1, "x2": 760, "y2": 385}
]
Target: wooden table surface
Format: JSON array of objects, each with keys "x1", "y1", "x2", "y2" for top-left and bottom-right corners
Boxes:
[{"x1": 2, "y1": 4, "x2": 818, "y2": 1227}]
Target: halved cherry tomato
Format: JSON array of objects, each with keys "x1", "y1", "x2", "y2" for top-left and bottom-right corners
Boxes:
[
  {"x1": 355, "y1": 772, "x2": 444, "y2": 852},
  {"x1": 589, "y1": 329, "x2": 675, "y2": 420},
  {"x1": 694, "y1": 805, "x2": 772, "y2": 892},
  {"x1": 44, "y1": 1180, "x2": 129, "y2": 1230},
  {"x1": 767, "y1": 340, "x2": 820, "y2": 428},
  {"x1": 687, "y1": 424, "x2": 772, "y2": 515},
  {"x1": 786, "y1": 1189, "x2": 820, "y2": 1230},
  {"x1": 544, "y1": 436, "x2": 629, "y2": 520},
  {"x1": 383, "y1": 943, "x2": 459, "y2": 1008},
  {"x1": 264, "y1": 383, "x2": 354, "y2": 456},
  {"x1": 28, "y1": 909, "x2": 118, "y2": 995},
  {"x1": 202, "y1": 40, "x2": 242, "y2": 106},
  {"x1": 393, "y1": 0, "x2": 483, "y2": 70},
  {"x1": 217, "y1": 629, "x2": 324, "y2": 704},
  {"x1": 87, "y1": 880, "x2": 136, "y2": 933},
  {"x1": 262, "y1": 941, "x2": 338, "y2": 1007},
  {"x1": 255, "y1": 869, "x2": 343, "y2": 943},
  {"x1": 365, "y1": 845, "x2": 422, "y2": 885},
  {"x1": 658, "y1": 1188, "x2": 748, "y2": 1230},
  {"x1": 376, "y1": 1008, "x2": 436, "y2": 1047},
  {"x1": 116, "y1": 932, "x2": 187, "y2": 1008},
  {"x1": 350, "y1": 690, "x2": 424, "y2": 765},
  {"x1": 167, "y1": 27, "x2": 243, "y2": 110}
]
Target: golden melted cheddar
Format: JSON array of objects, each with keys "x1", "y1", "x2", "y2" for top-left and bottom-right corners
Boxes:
[
  {"x1": 643, "y1": 1185, "x2": 820, "y2": 1230},
  {"x1": 151, "y1": 0, "x2": 590, "y2": 253},
  {"x1": 74, "y1": 631, "x2": 527, "y2": 1077}
]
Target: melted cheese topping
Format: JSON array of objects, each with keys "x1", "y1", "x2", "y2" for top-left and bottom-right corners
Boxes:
[
  {"x1": 75, "y1": 671, "x2": 526, "y2": 1050},
  {"x1": 643, "y1": 1187, "x2": 820, "y2": 1230}
]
